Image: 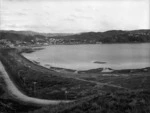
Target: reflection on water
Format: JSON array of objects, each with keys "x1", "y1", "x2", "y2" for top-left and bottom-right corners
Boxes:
[{"x1": 23, "y1": 43, "x2": 150, "y2": 70}]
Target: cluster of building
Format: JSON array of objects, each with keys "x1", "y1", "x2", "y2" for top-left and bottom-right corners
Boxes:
[
  {"x1": 128, "y1": 32, "x2": 150, "y2": 37},
  {"x1": 0, "y1": 39, "x2": 14, "y2": 48},
  {"x1": 4, "y1": 31, "x2": 150, "y2": 48},
  {"x1": 0, "y1": 37, "x2": 67, "y2": 48},
  {"x1": 0, "y1": 37, "x2": 103, "y2": 48}
]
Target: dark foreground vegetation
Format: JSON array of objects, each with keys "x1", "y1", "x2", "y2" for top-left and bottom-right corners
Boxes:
[
  {"x1": 0, "y1": 98, "x2": 40, "y2": 113},
  {"x1": 30, "y1": 90, "x2": 150, "y2": 113},
  {"x1": 0, "y1": 73, "x2": 40, "y2": 113}
]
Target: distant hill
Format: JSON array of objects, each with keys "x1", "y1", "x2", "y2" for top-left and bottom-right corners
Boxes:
[
  {"x1": 0, "y1": 30, "x2": 74, "y2": 37},
  {"x1": 0, "y1": 29, "x2": 150, "y2": 44},
  {"x1": 58, "y1": 29, "x2": 150, "y2": 43}
]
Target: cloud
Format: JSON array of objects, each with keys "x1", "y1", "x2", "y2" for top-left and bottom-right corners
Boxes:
[
  {"x1": 1, "y1": 0, "x2": 149, "y2": 33},
  {"x1": 70, "y1": 14, "x2": 94, "y2": 20},
  {"x1": 15, "y1": 12, "x2": 27, "y2": 16},
  {"x1": 75, "y1": 8, "x2": 83, "y2": 13},
  {"x1": 63, "y1": 18, "x2": 75, "y2": 22}
]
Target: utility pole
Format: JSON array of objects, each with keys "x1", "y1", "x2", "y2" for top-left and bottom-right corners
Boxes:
[
  {"x1": 62, "y1": 88, "x2": 68, "y2": 100},
  {"x1": 33, "y1": 82, "x2": 37, "y2": 96},
  {"x1": 18, "y1": 70, "x2": 26, "y2": 86},
  {"x1": 65, "y1": 90, "x2": 68, "y2": 100},
  {"x1": 22, "y1": 77, "x2": 26, "y2": 86},
  {"x1": 18, "y1": 70, "x2": 24, "y2": 78}
]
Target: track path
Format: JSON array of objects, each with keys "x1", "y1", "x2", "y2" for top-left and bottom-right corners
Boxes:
[{"x1": 72, "y1": 77, "x2": 130, "y2": 90}]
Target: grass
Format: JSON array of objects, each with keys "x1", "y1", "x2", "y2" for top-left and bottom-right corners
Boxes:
[
  {"x1": 0, "y1": 98, "x2": 40, "y2": 113},
  {"x1": 29, "y1": 90, "x2": 150, "y2": 113},
  {"x1": 79, "y1": 71, "x2": 150, "y2": 91}
]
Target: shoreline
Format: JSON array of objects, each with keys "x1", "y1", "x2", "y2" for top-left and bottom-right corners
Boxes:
[
  {"x1": 21, "y1": 46, "x2": 150, "y2": 74},
  {"x1": 37, "y1": 42, "x2": 150, "y2": 46},
  {"x1": 25, "y1": 58, "x2": 150, "y2": 74},
  {"x1": 49, "y1": 66, "x2": 150, "y2": 74}
]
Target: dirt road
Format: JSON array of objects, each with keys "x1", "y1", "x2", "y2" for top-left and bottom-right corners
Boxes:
[{"x1": 0, "y1": 61, "x2": 72, "y2": 106}]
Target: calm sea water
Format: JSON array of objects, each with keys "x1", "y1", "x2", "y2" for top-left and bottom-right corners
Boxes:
[{"x1": 23, "y1": 43, "x2": 150, "y2": 70}]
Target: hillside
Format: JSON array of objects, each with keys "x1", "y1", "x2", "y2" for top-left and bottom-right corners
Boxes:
[
  {"x1": 0, "y1": 30, "x2": 150, "y2": 47},
  {"x1": 0, "y1": 30, "x2": 74, "y2": 37},
  {"x1": 59, "y1": 30, "x2": 150, "y2": 43}
]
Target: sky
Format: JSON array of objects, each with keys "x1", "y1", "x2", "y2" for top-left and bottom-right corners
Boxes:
[{"x1": 0, "y1": 0, "x2": 149, "y2": 33}]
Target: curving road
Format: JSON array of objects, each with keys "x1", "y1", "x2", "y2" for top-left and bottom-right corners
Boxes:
[{"x1": 0, "y1": 61, "x2": 72, "y2": 106}]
